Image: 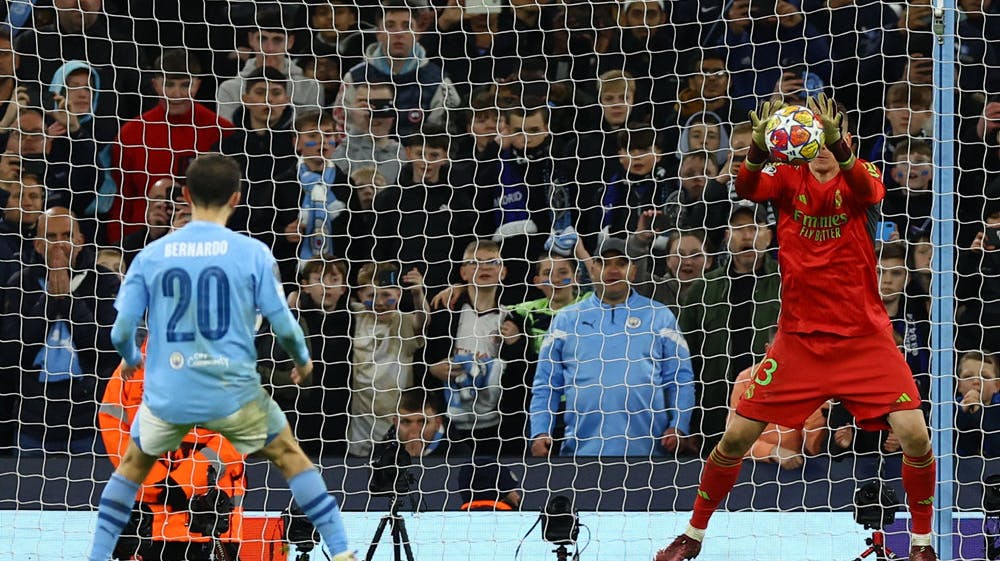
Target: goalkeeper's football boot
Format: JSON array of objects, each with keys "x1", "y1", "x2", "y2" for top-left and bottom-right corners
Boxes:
[
  {"x1": 653, "y1": 535, "x2": 701, "y2": 561},
  {"x1": 909, "y1": 545, "x2": 937, "y2": 561}
]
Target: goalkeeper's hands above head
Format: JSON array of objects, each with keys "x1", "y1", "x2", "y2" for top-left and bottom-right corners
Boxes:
[
  {"x1": 749, "y1": 100, "x2": 784, "y2": 151},
  {"x1": 807, "y1": 93, "x2": 843, "y2": 146}
]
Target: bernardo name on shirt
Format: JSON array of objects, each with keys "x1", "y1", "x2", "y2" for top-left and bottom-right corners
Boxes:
[{"x1": 163, "y1": 240, "x2": 230, "y2": 258}]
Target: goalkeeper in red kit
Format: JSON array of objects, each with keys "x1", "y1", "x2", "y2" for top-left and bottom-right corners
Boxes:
[{"x1": 655, "y1": 95, "x2": 937, "y2": 561}]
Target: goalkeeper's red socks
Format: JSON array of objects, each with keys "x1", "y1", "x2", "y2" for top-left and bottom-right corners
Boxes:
[
  {"x1": 688, "y1": 447, "x2": 744, "y2": 535},
  {"x1": 902, "y1": 448, "x2": 936, "y2": 541}
]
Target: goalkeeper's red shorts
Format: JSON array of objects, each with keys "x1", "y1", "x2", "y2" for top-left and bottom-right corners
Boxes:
[{"x1": 735, "y1": 324, "x2": 921, "y2": 431}]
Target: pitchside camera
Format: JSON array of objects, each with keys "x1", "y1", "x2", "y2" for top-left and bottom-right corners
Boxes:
[
  {"x1": 853, "y1": 481, "x2": 899, "y2": 530},
  {"x1": 369, "y1": 426, "x2": 415, "y2": 497},
  {"x1": 541, "y1": 495, "x2": 580, "y2": 545}
]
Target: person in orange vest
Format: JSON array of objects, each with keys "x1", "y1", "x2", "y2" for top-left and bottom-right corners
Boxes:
[
  {"x1": 728, "y1": 361, "x2": 829, "y2": 470},
  {"x1": 99, "y1": 341, "x2": 247, "y2": 561},
  {"x1": 457, "y1": 457, "x2": 522, "y2": 511}
]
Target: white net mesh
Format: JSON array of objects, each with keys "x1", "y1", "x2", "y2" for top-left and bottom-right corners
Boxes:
[{"x1": 0, "y1": 0, "x2": 995, "y2": 559}]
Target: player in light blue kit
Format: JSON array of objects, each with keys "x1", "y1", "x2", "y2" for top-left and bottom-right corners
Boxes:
[{"x1": 87, "y1": 154, "x2": 355, "y2": 561}]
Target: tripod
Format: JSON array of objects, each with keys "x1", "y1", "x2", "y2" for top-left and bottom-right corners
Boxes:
[
  {"x1": 852, "y1": 530, "x2": 898, "y2": 561},
  {"x1": 552, "y1": 544, "x2": 581, "y2": 561},
  {"x1": 365, "y1": 494, "x2": 415, "y2": 561}
]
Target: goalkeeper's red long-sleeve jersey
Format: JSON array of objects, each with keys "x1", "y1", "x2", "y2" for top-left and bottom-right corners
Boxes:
[{"x1": 735, "y1": 158, "x2": 892, "y2": 337}]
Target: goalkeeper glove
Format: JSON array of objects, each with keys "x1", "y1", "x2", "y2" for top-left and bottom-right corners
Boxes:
[
  {"x1": 749, "y1": 100, "x2": 784, "y2": 151},
  {"x1": 807, "y1": 92, "x2": 843, "y2": 146}
]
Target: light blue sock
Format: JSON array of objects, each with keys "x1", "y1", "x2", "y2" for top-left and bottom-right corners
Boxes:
[
  {"x1": 87, "y1": 472, "x2": 140, "y2": 561},
  {"x1": 289, "y1": 469, "x2": 349, "y2": 554}
]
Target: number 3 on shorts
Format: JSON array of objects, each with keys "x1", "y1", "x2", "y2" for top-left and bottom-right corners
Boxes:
[{"x1": 753, "y1": 358, "x2": 778, "y2": 386}]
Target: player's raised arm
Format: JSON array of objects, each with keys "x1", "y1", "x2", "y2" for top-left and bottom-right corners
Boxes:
[
  {"x1": 736, "y1": 101, "x2": 785, "y2": 202},
  {"x1": 808, "y1": 93, "x2": 884, "y2": 206}
]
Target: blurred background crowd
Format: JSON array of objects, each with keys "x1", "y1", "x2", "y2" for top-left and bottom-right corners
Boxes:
[{"x1": 0, "y1": 0, "x2": 996, "y2": 469}]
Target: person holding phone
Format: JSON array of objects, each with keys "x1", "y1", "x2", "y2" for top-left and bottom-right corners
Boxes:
[{"x1": 955, "y1": 181, "x2": 1000, "y2": 353}]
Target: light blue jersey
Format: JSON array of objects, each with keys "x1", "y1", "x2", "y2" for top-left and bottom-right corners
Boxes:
[{"x1": 113, "y1": 221, "x2": 307, "y2": 425}]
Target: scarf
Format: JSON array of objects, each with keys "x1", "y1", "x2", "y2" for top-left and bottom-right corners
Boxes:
[{"x1": 298, "y1": 159, "x2": 345, "y2": 263}]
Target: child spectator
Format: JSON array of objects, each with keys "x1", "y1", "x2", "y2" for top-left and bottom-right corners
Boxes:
[
  {"x1": 95, "y1": 247, "x2": 125, "y2": 284},
  {"x1": 424, "y1": 240, "x2": 519, "y2": 457},
  {"x1": 883, "y1": 139, "x2": 934, "y2": 240},
  {"x1": 956, "y1": 185, "x2": 1000, "y2": 353},
  {"x1": 629, "y1": 219, "x2": 716, "y2": 314},
  {"x1": 330, "y1": 167, "x2": 385, "y2": 281},
  {"x1": 215, "y1": 5, "x2": 323, "y2": 123},
  {"x1": 580, "y1": 127, "x2": 673, "y2": 252},
  {"x1": 347, "y1": 262, "x2": 427, "y2": 458},
  {"x1": 866, "y1": 83, "x2": 933, "y2": 168},
  {"x1": 221, "y1": 68, "x2": 299, "y2": 260},
  {"x1": 108, "y1": 49, "x2": 232, "y2": 243},
  {"x1": 284, "y1": 258, "x2": 353, "y2": 455},
  {"x1": 956, "y1": 351, "x2": 1000, "y2": 457},
  {"x1": 661, "y1": 151, "x2": 730, "y2": 242},
  {"x1": 308, "y1": 0, "x2": 373, "y2": 70},
  {"x1": 571, "y1": 70, "x2": 636, "y2": 190},
  {"x1": 677, "y1": 111, "x2": 731, "y2": 169},
  {"x1": 373, "y1": 128, "x2": 477, "y2": 294}
]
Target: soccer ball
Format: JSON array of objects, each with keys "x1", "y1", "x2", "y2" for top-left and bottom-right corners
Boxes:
[{"x1": 764, "y1": 105, "x2": 825, "y2": 165}]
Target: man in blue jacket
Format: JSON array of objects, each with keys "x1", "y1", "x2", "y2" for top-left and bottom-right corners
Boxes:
[{"x1": 530, "y1": 237, "x2": 696, "y2": 457}]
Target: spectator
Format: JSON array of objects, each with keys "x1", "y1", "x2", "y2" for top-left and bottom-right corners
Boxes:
[
  {"x1": 14, "y1": 0, "x2": 142, "y2": 143},
  {"x1": 221, "y1": 68, "x2": 298, "y2": 253},
  {"x1": 672, "y1": 50, "x2": 736, "y2": 128},
  {"x1": 338, "y1": 0, "x2": 460, "y2": 143},
  {"x1": 719, "y1": 0, "x2": 831, "y2": 114},
  {"x1": 95, "y1": 247, "x2": 125, "y2": 284},
  {"x1": 436, "y1": 0, "x2": 519, "y2": 101},
  {"x1": 373, "y1": 128, "x2": 476, "y2": 294},
  {"x1": 332, "y1": 82, "x2": 405, "y2": 185},
  {"x1": 955, "y1": 182, "x2": 1000, "y2": 353},
  {"x1": 729, "y1": 353, "x2": 828, "y2": 470},
  {"x1": 118, "y1": 178, "x2": 175, "y2": 268},
  {"x1": 477, "y1": 105, "x2": 578, "y2": 298},
  {"x1": 975, "y1": 100, "x2": 1000, "y2": 171},
  {"x1": 713, "y1": 121, "x2": 755, "y2": 206},
  {"x1": 882, "y1": 0, "x2": 935, "y2": 87},
  {"x1": 571, "y1": 70, "x2": 637, "y2": 203},
  {"x1": 458, "y1": 457, "x2": 522, "y2": 511},
  {"x1": 41, "y1": 61, "x2": 105, "y2": 230},
  {"x1": 800, "y1": 0, "x2": 897, "y2": 113},
  {"x1": 347, "y1": 262, "x2": 428, "y2": 458},
  {"x1": 600, "y1": 0, "x2": 681, "y2": 123},
  {"x1": 0, "y1": 173, "x2": 43, "y2": 281},
  {"x1": 394, "y1": 387, "x2": 453, "y2": 458},
  {"x1": 677, "y1": 111, "x2": 731, "y2": 168},
  {"x1": 629, "y1": 216, "x2": 716, "y2": 314},
  {"x1": 865, "y1": 83, "x2": 933, "y2": 169},
  {"x1": 270, "y1": 110, "x2": 348, "y2": 287},
  {"x1": 215, "y1": 5, "x2": 323, "y2": 123},
  {"x1": 956, "y1": 0, "x2": 1000, "y2": 95},
  {"x1": 330, "y1": 167, "x2": 385, "y2": 281},
  {"x1": 108, "y1": 49, "x2": 232, "y2": 243},
  {"x1": 307, "y1": 0, "x2": 374, "y2": 71},
  {"x1": 580, "y1": 127, "x2": 673, "y2": 252},
  {"x1": 530, "y1": 237, "x2": 696, "y2": 457},
  {"x1": 283, "y1": 258, "x2": 353, "y2": 455},
  {"x1": 882, "y1": 140, "x2": 934, "y2": 240},
  {"x1": 0, "y1": 207, "x2": 119, "y2": 454},
  {"x1": 660, "y1": 151, "x2": 731, "y2": 245},
  {"x1": 424, "y1": 240, "x2": 520, "y2": 457},
  {"x1": 678, "y1": 203, "x2": 780, "y2": 452},
  {"x1": 955, "y1": 351, "x2": 1000, "y2": 457}
]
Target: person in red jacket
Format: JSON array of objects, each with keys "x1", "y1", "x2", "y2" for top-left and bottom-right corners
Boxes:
[
  {"x1": 656, "y1": 95, "x2": 937, "y2": 561},
  {"x1": 106, "y1": 49, "x2": 232, "y2": 243},
  {"x1": 99, "y1": 341, "x2": 246, "y2": 561}
]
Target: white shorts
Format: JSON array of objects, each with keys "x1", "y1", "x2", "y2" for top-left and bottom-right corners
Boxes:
[{"x1": 131, "y1": 389, "x2": 288, "y2": 455}]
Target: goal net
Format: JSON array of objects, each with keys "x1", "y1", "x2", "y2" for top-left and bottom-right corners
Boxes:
[{"x1": 0, "y1": 0, "x2": 994, "y2": 559}]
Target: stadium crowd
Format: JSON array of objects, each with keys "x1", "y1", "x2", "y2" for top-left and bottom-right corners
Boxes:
[{"x1": 0, "y1": 0, "x2": 997, "y2": 468}]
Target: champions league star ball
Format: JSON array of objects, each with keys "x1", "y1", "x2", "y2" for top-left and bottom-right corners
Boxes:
[{"x1": 764, "y1": 105, "x2": 825, "y2": 165}]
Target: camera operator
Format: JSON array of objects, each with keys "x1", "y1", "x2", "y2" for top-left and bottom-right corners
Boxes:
[
  {"x1": 99, "y1": 341, "x2": 245, "y2": 561},
  {"x1": 457, "y1": 457, "x2": 522, "y2": 511}
]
